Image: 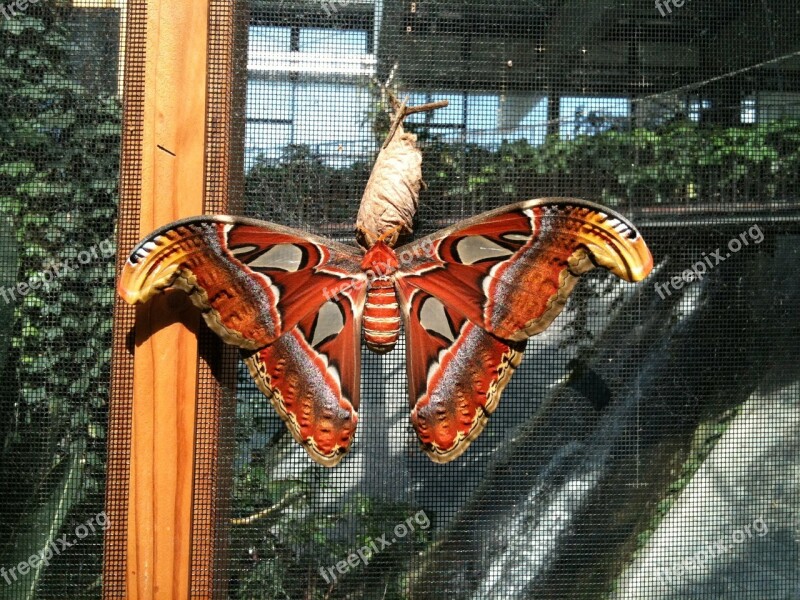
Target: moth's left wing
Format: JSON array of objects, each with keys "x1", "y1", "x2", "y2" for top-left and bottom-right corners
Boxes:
[
  {"x1": 394, "y1": 283, "x2": 525, "y2": 463},
  {"x1": 394, "y1": 198, "x2": 653, "y2": 341},
  {"x1": 394, "y1": 198, "x2": 653, "y2": 462},
  {"x1": 118, "y1": 215, "x2": 368, "y2": 467},
  {"x1": 243, "y1": 283, "x2": 365, "y2": 467}
]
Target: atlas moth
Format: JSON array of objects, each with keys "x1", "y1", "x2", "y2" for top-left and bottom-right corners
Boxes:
[{"x1": 119, "y1": 93, "x2": 653, "y2": 466}]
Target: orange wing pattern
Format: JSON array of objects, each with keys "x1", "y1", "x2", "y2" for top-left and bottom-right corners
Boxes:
[
  {"x1": 394, "y1": 198, "x2": 652, "y2": 461},
  {"x1": 243, "y1": 283, "x2": 365, "y2": 466},
  {"x1": 118, "y1": 199, "x2": 653, "y2": 466},
  {"x1": 119, "y1": 216, "x2": 367, "y2": 466},
  {"x1": 395, "y1": 284, "x2": 525, "y2": 463}
]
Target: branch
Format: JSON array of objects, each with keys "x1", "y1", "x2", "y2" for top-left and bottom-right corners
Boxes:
[
  {"x1": 382, "y1": 95, "x2": 450, "y2": 148},
  {"x1": 230, "y1": 490, "x2": 305, "y2": 526}
]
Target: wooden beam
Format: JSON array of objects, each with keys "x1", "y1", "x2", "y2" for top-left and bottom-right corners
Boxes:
[
  {"x1": 105, "y1": 0, "x2": 243, "y2": 596},
  {"x1": 126, "y1": 1, "x2": 209, "y2": 598},
  {"x1": 188, "y1": 1, "x2": 248, "y2": 596}
]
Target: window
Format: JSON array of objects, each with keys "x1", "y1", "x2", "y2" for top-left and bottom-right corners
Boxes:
[
  {"x1": 246, "y1": 25, "x2": 375, "y2": 168},
  {"x1": 560, "y1": 97, "x2": 630, "y2": 139}
]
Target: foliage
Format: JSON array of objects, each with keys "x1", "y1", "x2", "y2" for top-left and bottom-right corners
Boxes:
[
  {"x1": 245, "y1": 119, "x2": 800, "y2": 234},
  {"x1": 229, "y1": 458, "x2": 429, "y2": 599},
  {"x1": 229, "y1": 391, "x2": 430, "y2": 600},
  {"x1": 421, "y1": 119, "x2": 800, "y2": 212},
  {"x1": 0, "y1": 3, "x2": 120, "y2": 597},
  {"x1": 245, "y1": 144, "x2": 371, "y2": 230}
]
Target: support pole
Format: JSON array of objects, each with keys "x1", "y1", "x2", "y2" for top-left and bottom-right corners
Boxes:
[
  {"x1": 126, "y1": 1, "x2": 209, "y2": 597},
  {"x1": 103, "y1": 0, "x2": 244, "y2": 597}
]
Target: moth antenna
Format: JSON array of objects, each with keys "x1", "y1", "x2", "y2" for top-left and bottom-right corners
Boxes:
[
  {"x1": 371, "y1": 63, "x2": 398, "y2": 105},
  {"x1": 372, "y1": 64, "x2": 400, "y2": 116},
  {"x1": 356, "y1": 226, "x2": 379, "y2": 249},
  {"x1": 384, "y1": 62, "x2": 398, "y2": 88}
]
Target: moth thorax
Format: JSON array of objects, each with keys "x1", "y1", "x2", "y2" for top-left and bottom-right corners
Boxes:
[{"x1": 363, "y1": 277, "x2": 401, "y2": 354}]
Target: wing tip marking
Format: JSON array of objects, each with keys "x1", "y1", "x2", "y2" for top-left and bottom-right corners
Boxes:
[
  {"x1": 243, "y1": 343, "x2": 358, "y2": 468},
  {"x1": 415, "y1": 340, "x2": 524, "y2": 464}
]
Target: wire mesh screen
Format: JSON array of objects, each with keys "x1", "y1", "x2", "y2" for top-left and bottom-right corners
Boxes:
[
  {"x1": 0, "y1": 2, "x2": 121, "y2": 598},
  {"x1": 231, "y1": 1, "x2": 800, "y2": 599},
  {"x1": 2, "y1": 0, "x2": 800, "y2": 599}
]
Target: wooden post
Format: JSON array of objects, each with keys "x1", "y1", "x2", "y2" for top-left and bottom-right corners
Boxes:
[
  {"x1": 126, "y1": 1, "x2": 210, "y2": 598},
  {"x1": 101, "y1": 0, "x2": 246, "y2": 597}
]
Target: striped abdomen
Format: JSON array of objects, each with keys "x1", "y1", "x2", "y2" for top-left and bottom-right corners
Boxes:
[{"x1": 363, "y1": 277, "x2": 401, "y2": 353}]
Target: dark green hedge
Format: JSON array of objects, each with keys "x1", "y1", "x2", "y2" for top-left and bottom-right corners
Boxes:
[{"x1": 246, "y1": 120, "x2": 800, "y2": 233}]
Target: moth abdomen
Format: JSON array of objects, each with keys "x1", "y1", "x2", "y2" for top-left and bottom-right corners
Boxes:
[{"x1": 363, "y1": 277, "x2": 401, "y2": 353}]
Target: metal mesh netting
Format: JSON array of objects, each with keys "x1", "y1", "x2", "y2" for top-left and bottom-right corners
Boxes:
[
  {"x1": 232, "y1": 2, "x2": 800, "y2": 599},
  {"x1": 0, "y1": 2, "x2": 120, "y2": 598},
  {"x1": 2, "y1": 1, "x2": 800, "y2": 599}
]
